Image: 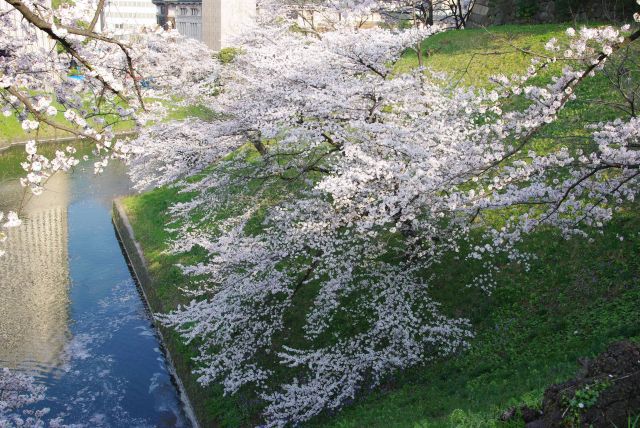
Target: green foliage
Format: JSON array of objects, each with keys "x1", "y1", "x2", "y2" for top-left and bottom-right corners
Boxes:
[
  {"x1": 217, "y1": 47, "x2": 241, "y2": 64},
  {"x1": 626, "y1": 414, "x2": 640, "y2": 428},
  {"x1": 563, "y1": 379, "x2": 612, "y2": 426},
  {"x1": 487, "y1": 0, "x2": 638, "y2": 23},
  {"x1": 554, "y1": 0, "x2": 639, "y2": 22}
]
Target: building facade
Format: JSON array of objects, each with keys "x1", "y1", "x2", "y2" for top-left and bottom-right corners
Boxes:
[
  {"x1": 202, "y1": 0, "x2": 255, "y2": 51},
  {"x1": 103, "y1": 0, "x2": 158, "y2": 33},
  {"x1": 152, "y1": 0, "x2": 203, "y2": 42},
  {"x1": 0, "y1": 0, "x2": 55, "y2": 51},
  {"x1": 174, "y1": 0, "x2": 202, "y2": 41},
  {"x1": 152, "y1": 0, "x2": 255, "y2": 49},
  {"x1": 153, "y1": 0, "x2": 177, "y2": 29}
]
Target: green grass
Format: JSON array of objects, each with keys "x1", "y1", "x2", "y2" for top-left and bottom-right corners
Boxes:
[
  {"x1": 316, "y1": 216, "x2": 640, "y2": 428},
  {"x1": 120, "y1": 185, "x2": 245, "y2": 427},
  {"x1": 0, "y1": 141, "x2": 95, "y2": 183},
  {"x1": 0, "y1": 112, "x2": 83, "y2": 147},
  {"x1": 0, "y1": 95, "x2": 138, "y2": 147},
  {"x1": 0, "y1": 98, "x2": 214, "y2": 148},
  {"x1": 319, "y1": 24, "x2": 640, "y2": 428},
  {"x1": 119, "y1": 23, "x2": 640, "y2": 427},
  {"x1": 397, "y1": 24, "x2": 572, "y2": 83},
  {"x1": 318, "y1": 24, "x2": 640, "y2": 428}
]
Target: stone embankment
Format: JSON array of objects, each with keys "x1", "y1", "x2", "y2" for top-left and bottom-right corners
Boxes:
[
  {"x1": 468, "y1": 0, "x2": 637, "y2": 27},
  {"x1": 112, "y1": 199, "x2": 201, "y2": 428}
]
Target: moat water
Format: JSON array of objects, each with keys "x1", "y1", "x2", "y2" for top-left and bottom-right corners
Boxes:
[{"x1": 0, "y1": 146, "x2": 191, "y2": 427}]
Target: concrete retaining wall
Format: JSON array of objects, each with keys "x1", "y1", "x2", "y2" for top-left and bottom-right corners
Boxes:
[
  {"x1": 112, "y1": 199, "x2": 201, "y2": 428},
  {"x1": 467, "y1": 0, "x2": 491, "y2": 27}
]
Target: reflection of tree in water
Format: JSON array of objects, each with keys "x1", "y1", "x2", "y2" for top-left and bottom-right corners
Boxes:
[
  {"x1": 0, "y1": 172, "x2": 71, "y2": 374},
  {"x1": 0, "y1": 153, "x2": 188, "y2": 427}
]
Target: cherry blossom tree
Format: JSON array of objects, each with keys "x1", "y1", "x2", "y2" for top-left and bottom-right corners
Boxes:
[
  {"x1": 0, "y1": 0, "x2": 218, "y2": 256},
  {"x1": 4, "y1": 0, "x2": 640, "y2": 426},
  {"x1": 126, "y1": 3, "x2": 640, "y2": 426}
]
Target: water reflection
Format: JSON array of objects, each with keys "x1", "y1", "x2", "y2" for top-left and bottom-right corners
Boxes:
[
  {"x1": 0, "y1": 172, "x2": 71, "y2": 374},
  {"x1": 0, "y1": 153, "x2": 190, "y2": 427}
]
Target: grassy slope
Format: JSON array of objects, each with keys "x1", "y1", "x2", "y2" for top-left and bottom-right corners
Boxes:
[
  {"x1": 121, "y1": 24, "x2": 640, "y2": 427},
  {"x1": 317, "y1": 219, "x2": 640, "y2": 428},
  {"x1": 121, "y1": 190, "x2": 252, "y2": 427},
  {"x1": 319, "y1": 24, "x2": 640, "y2": 428},
  {"x1": 120, "y1": 155, "x2": 316, "y2": 427}
]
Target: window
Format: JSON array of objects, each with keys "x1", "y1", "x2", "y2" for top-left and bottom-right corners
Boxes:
[
  {"x1": 191, "y1": 7, "x2": 197, "y2": 15},
  {"x1": 180, "y1": 7, "x2": 187, "y2": 15}
]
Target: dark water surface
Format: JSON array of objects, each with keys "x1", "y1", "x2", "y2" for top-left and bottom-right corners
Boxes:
[{"x1": 0, "y1": 151, "x2": 191, "y2": 427}]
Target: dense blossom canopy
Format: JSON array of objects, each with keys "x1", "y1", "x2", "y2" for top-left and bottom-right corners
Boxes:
[
  {"x1": 2, "y1": 0, "x2": 640, "y2": 426},
  {"x1": 125, "y1": 2, "x2": 640, "y2": 426}
]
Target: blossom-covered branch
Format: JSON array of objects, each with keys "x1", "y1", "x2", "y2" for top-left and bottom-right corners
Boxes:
[{"x1": 1, "y1": 0, "x2": 219, "y2": 198}]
